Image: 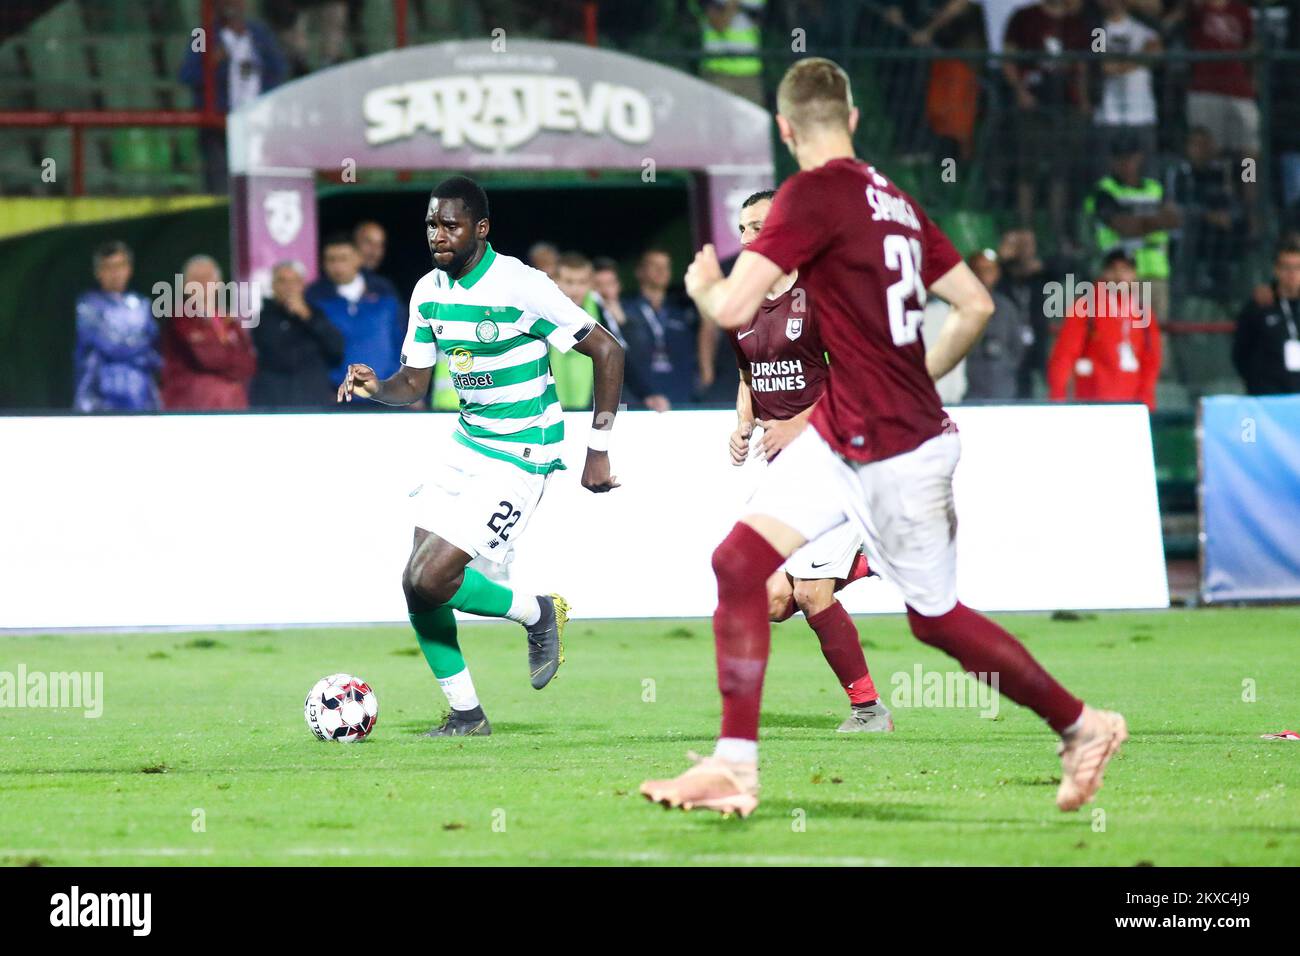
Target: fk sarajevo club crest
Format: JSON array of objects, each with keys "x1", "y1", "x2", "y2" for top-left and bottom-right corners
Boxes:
[
  {"x1": 786, "y1": 316, "x2": 803, "y2": 341},
  {"x1": 263, "y1": 190, "x2": 304, "y2": 246}
]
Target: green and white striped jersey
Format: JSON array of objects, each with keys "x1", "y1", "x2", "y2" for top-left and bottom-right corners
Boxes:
[{"x1": 401, "y1": 243, "x2": 595, "y2": 475}]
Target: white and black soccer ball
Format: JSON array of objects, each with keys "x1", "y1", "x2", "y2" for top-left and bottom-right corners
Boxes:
[{"x1": 304, "y1": 673, "x2": 378, "y2": 742}]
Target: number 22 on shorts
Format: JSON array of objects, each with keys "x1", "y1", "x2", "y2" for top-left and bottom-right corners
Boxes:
[{"x1": 487, "y1": 500, "x2": 522, "y2": 541}]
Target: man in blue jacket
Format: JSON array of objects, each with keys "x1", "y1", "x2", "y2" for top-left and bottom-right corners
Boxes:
[
  {"x1": 179, "y1": 0, "x2": 287, "y2": 192},
  {"x1": 74, "y1": 241, "x2": 160, "y2": 412},
  {"x1": 306, "y1": 233, "x2": 403, "y2": 396}
]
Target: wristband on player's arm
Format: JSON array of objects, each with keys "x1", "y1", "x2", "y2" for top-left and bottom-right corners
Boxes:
[{"x1": 588, "y1": 425, "x2": 612, "y2": 453}]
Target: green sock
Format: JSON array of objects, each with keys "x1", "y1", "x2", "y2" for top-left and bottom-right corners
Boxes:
[
  {"x1": 446, "y1": 566, "x2": 514, "y2": 618},
  {"x1": 409, "y1": 606, "x2": 464, "y2": 679}
]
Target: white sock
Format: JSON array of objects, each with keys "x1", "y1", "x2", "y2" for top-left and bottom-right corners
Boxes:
[
  {"x1": 714, "y1": 737, "x2": 758, "y2": 764},
  {"x1": 437, "y1": 667, "x2": 480, "y2": 712},
  {"x1": 506, "y1": 592, "x2": 541, "y2": 626}
]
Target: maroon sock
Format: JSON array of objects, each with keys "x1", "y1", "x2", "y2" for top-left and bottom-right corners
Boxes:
[
  {"x1": 712, "y1": 523, "x2": 786, "y2": 741},
  {"x1": 906, "y1": 602, "x2": 1084, "y2": 733},
  {"x1": 806, "y1": 602, "x2": 878, "y2": 704}
]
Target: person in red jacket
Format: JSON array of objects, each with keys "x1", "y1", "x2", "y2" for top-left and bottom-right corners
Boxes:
[
  {"x1": 161, "y1": 255, "x2": 257, "y2": 410},
  {"x1": 1048, "y1": 250, "x2": 1162, "y2": 411}
]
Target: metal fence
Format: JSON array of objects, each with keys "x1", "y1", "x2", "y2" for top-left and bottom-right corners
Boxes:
[{"x1": 2, "y1": 0, "x2": 1298, "y2": 405}]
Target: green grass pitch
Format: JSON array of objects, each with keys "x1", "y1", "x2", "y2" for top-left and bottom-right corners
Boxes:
[{"x1": 2, "y1": 608, "x2": 1298, "y2": 866}]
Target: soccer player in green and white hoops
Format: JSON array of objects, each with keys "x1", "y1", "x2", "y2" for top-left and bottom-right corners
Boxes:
[{"x1": 337, "y1": 176, "x2": 625, "y2": 737}]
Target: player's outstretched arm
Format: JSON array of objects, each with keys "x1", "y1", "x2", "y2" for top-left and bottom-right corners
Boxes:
[
  {"x1": 924, "y1": 260, "x2": 995, "y2": 382},
  {"x1": 686, "y1": 246, "x2": 783, "y2": 331},
  {"x1": 337, "y1": 363, "x2": 432, "y2": 406},
  {"x1": 573, "y1": 323, "x2": 624, "y2": 493}
]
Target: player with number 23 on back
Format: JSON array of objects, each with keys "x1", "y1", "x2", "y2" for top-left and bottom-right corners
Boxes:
[{"x1": 642, "y1": 58, "x2": 1126, "y2": 818}]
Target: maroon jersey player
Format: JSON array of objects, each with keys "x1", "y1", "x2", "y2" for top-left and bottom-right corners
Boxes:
[
  {"x1": 726, "y1": 188, "x2": 889, "y2": 734},
  {"x1": 643, "y1": 57, "x2": 1126, "y2": 818}
]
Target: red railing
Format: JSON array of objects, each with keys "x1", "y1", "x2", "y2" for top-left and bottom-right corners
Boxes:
[
  {"x1": 0, "y1": 0, "x2": 227, "y2": 196},
  {"x1": 0, "y1": 0, "x2": 420, "y2": 195},
  {"x1": 0, "y1": 0, "x2": 603, "y2": 197}
]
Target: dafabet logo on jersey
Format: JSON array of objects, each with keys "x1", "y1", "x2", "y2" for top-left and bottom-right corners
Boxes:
[{"x1": 452, "y1": 348, "x2": 474, "y2": 372}]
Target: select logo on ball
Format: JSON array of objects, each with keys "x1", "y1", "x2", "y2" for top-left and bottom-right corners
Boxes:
[{"x1": 304, "y1": 673, "x2": 378, "y2": 742}]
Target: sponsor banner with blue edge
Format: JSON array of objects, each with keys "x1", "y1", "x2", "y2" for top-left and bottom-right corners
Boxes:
[{"x1": 1202, "y1": 395, "x2": 1300, "y2": 602}]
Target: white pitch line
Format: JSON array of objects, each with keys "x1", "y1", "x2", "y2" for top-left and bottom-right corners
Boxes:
[
  {"x1": 0, "y1": 847, "x2": 214, "y2": 857},
  {"x1": 3, "y1": 846, "x2": 949, "y2": 866}
]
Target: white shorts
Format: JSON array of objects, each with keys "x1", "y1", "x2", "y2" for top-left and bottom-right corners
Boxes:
[
  {"x1": 409, "y1": 438, "x2": 552, "y2": 563},
  {"x1": 781, "y1": 517, "x2": 861, "y2": 580},
  {"x1": 748, "y1": 426, "x2": 961, "y2": 616}
]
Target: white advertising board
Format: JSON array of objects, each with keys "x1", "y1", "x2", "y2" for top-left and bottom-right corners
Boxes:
[{"x1": 0, "y1": 406, "x2": 1168, "y2": 629}]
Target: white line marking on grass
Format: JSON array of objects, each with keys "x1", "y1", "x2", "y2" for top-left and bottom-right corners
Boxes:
[
  {"x1": 2, "y1": 846, "x2": 958, "y2": 866},
  {"x1": 0, "y1": 847, "x2": 215, "y2": 857},
  {"x1": 286, "y1": 847, "x2": 919, "y2": 866}
]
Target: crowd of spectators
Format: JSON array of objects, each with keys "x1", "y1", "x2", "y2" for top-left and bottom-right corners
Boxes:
[
  {"x1": 52, "y1": 1, "x2": 1300, "y2": 413},
  {"x1": 73, "y1": 225, "x2": 399, "y2": 413},
  {"x1": 933, "y1": 226, "x2": 1300, "y2": 410},
  {"x1": 70, "y1": 226, "x2": 733, "y2": 415},
  {"x1": 528, "y1": 243, "x2": 728, "y2": 412},
  {"x1": 72, "y1": 221, "x2": 1300, "y2": 415},
  {"x1": 158, "y1": 1, "x2": 1299, "y2": 302},
  {"x1": 781, "y1": 0, "x2": 1299, "y2": 314}
]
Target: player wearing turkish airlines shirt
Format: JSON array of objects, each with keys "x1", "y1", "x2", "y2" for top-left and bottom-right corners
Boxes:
[
  {"x1": 642, "y1": 57, "x2": 1127, "y2": 819},
  {"x1": 728, "y1": 288, "x2": 827, "y2": 422},
  {"x1": 725, "y1": 189, "x2": 889, "y2": 735}
]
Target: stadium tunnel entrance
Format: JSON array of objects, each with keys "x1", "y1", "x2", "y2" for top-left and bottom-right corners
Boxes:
[
  {"x1": 314, "y1": 171, "x2": 696, "y2": 305},
  {"x1": 227, "y1": 39, "x2": 775, "y2": 292}
]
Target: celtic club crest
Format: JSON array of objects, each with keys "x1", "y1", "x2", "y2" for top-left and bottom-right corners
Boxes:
[{"x1": 476, "y1": 319, "x2": 499, "y2": 343}]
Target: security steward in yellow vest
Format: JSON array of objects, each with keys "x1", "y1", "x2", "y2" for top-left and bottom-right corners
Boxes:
[
  {"x1": 693, "y1": 0, "x2": 766, "y2": 105},
  {"x1": 1083, "y1": 138, "x2": 1182, "y2": 320}
]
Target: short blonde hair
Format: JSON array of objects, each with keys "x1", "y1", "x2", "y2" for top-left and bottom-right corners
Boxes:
[{"x1": 776, "y1": 58, "x2": 853, "y2": 133}]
